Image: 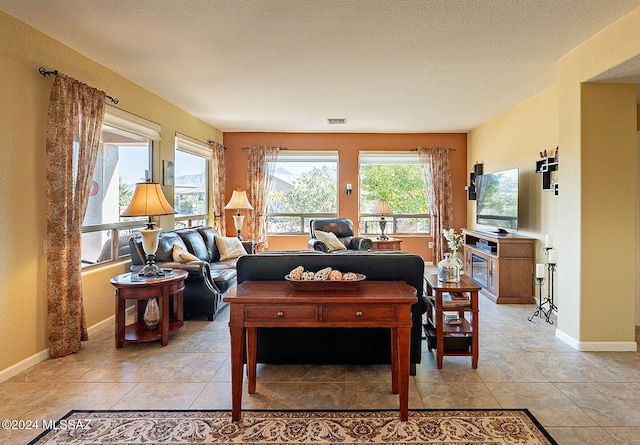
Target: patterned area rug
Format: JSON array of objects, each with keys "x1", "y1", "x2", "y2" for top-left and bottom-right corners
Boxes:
[{"x1": 29, "y1": 409, "x2": 557, "y2": 444}]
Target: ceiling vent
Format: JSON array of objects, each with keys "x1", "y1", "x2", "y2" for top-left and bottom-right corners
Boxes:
[{"x1": 327, "y1": 118, "x2": 347, "y2": 125}]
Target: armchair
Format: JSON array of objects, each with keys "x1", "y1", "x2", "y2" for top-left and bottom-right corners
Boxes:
[{"x1": 308, "y1": 218, "x2": 373, "y2": 252}]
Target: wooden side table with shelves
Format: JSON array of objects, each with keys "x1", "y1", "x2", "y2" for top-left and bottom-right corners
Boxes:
[
  {"x1": 110, "y1": 269, "x2": 187, "y2": 348},
  {"x1": 424, "y1": 274, "x2": 480, "y2": 369}
]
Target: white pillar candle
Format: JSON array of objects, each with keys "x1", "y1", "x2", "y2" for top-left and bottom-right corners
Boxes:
[
  {"x1": 545, "y1": 235, "x2": 554, "y2": 249},
  {"x1": 535, "y1": 263, "x2": 545, "y2": 278},
  {"x1": 548, "y1": 250, "x2": 558, "y2": 264}
]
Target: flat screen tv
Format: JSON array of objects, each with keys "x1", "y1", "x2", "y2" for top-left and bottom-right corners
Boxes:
[{"x1": 475, "y1": 168, "x2": 519, "y2": 233}]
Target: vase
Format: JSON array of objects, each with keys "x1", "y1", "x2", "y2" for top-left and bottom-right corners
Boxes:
[
  {"x1": 451, "y1": 248, "x2": 464, "y2": 269},
  {"x1": 143, "y1": 298, "x2": 160, "y2": 329},
  {"x1": 437, "y1": 252, "x2": 461, "y2": 283}
]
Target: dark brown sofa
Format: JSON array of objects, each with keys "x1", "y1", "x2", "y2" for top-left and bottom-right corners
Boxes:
[{"x1": 129, "y1": 227, "x2": 253, "y2": 320}]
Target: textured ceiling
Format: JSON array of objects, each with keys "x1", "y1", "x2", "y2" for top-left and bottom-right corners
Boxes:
[{"x1": 2, "y1": 0, "x2": 640, "y2": 133}]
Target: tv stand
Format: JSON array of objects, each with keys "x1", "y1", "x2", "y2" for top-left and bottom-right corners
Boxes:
[{"x1": 462, "y1": 229, "x2": 535, "y2": 304}]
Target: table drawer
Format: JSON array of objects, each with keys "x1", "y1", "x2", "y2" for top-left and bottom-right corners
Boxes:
[
  {"x1": 244, "y1": 304, "x2": 319, "y2": 322},
  {"x1": 323, "y1": 304, "x2": 395, "y2": 322}
]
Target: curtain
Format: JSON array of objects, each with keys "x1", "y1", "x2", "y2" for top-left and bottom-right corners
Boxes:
[
  {"x1": 46, "y1": 74, "x2": 106, "y2": 357},
  {"x1": 417, "y1": 147, "x2": 454, "y2": 263},
  {"x1": 246, "y1": 146, "x2": 282, "y2": 241},
  {"x1": 210, "y1": 141, "x2": 226, "y2": 234}
]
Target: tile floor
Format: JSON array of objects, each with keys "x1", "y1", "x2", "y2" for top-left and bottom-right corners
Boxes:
[{"x1": 2, "y1": 288, "x2": 640, "y2": 444}]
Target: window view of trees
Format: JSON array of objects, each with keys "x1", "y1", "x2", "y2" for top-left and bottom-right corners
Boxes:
[
  {"x1": 359, "y1": 155, "x2": 430, "y2": 235},
  {"x1": 267, "y1": 157, "x2": 338, "y2": 234}
]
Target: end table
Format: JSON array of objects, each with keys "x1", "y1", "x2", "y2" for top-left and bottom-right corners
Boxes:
[{"x1": 110, "y1": 269, "x2": 187, "y2": 348}]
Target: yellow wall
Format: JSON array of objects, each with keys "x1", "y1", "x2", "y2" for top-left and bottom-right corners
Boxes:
[
  {"x1": 0, "y1": 11, "x2": 222, "y2": 375},
  {"x1": 468, "y1": 84, "x2": 560, "y2": 266},
  {"x1": 556, "y1": 7, "x2": 640, "y2": 348},
  {"x1": 470, "y1": 7, "x2": 640, "y2": 349}
]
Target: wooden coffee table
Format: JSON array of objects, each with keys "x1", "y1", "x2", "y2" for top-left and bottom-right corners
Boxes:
[
  {"x1": 224, "y1": 280, "x2": 417, "y2": 421},
  {"x1": 110, "y1": 269, "x2": 187, "y2": 348}
]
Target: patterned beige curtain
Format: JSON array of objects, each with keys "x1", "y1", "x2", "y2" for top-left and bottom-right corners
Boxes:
[
  {"x1": 210, "y1": 141, "x2": 226, "y2": 233},
  {"x1": 46, "y1": 74, "x2": 105, "y2": 357},
  {"x1": 246, "y1": 146, "x2": 283, "y2": 241},
  {"x1": 417, "y1": 147, "x2": 454, "y2": 263}
]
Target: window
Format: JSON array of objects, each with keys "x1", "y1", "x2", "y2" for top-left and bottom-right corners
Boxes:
[
  {"x1": 80, "y1": 106, "x2": 159, "y2": 267},
  {"x1": 359, "y1": 151, "x2": 430, "y2": 235},
  {"x1": 266, "y1": 151, "x2": 338, "y2": 234},
  {"x1": 174, "y1": 134, "x2": 210, "y2": 229}
]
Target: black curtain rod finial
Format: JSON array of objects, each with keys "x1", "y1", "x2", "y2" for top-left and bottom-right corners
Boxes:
[
  {"x1": 38, "y1": 66, "x2": 119, "y2": 104},
  {"x1": 38, "y1": 66, "x2": 58, "y2": 77}
]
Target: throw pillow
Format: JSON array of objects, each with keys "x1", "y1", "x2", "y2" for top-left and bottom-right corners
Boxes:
[
  {"x1": 215, "y1": 236, "x2": 246, "y2": 261},
  {"x1": 314, "y1": 230, "x2": 347, "y2": 252},
  {"x1": 172, "y1": 244, "x2": 200, "y2": 263}
]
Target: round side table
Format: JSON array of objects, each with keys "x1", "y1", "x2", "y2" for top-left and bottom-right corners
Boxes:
[{"x1": 110, "y1": 269, "x2": 188, "y2": 348}]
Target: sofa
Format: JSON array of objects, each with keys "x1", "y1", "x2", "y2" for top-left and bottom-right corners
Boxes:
[
  {"x1": 308, "y1": 218, "x2": 373, "y2": 252},
  {"x1": 236, "y1": 251, "x2": 426, "y2": 374},
  {"x1": 129, "y1": 227, "x2": 254, "y2": 320}
]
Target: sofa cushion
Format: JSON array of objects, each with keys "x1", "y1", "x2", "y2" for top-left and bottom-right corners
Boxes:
[
  {"x1": 215, "y1": 236, "x2": 246, "y2": 260},
  {"x1": 172, "y1": 244, "x2": 200, "y2": 263},
  {"x1": 155, "y1": 232, "x2": 188, "y2": 262},
  {"x1": 177, "y1": 229, "x2": 209, "y2": 261},
  {"x1": 197, "y1": 227, "x2": 222, "y2": 262},
  {"x1": 314, "y1": 230, "x2": 347, "y2": 252}
]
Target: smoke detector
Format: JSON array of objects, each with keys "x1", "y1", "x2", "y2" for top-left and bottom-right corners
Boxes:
[{"x1": 327, "y1": 118, "x2": 347, "y2": 125}]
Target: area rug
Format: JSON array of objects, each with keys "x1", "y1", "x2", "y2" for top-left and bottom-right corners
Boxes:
[{"x1": 29, "y1": 409, "x2": 557, "y2": 444}]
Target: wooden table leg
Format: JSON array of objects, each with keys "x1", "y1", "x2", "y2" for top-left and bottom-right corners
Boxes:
[
  {"x1": 397, "y1": 325, "x2": 411, "y2": 421},
  {"x1": 160, "y1": 293, "x2": 170, "y2": 346},
  {"x1": 390, "y1": 327, "x2": 398, "y2": 394},
  {"x1": 435, "y1": 290, "x2": 444, "y2": 369},
  {"x1": 115, "y1": 289, "x2": 125, "y2": 348},
  {"x1": 229, "y1": 324, "x2": 245, "y2": 421},
  {"x1": 471, "y1": 290, "x2": 479, "y2": 369},
  {"x1": 247, "y1": 327, "x2": 258, "y2": 394}
]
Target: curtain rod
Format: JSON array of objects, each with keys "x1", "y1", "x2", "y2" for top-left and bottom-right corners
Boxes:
[
  {"x1": 38, "y1": 67, "x2": 119, "y2": 104},
  {"x1": 411, "y1": 147, "x2": 456, "y2": 151},
  {"x1": 207, "y1": 140, "x2": 227, "y2": 150},
  {"x1": 241, "y1": 146, "x2": 288, "y2": 150}
]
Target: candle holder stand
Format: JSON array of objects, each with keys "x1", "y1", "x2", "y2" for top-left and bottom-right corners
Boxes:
[{"x1": 528, "y1": 276, "x2": 546, "y2": 322}]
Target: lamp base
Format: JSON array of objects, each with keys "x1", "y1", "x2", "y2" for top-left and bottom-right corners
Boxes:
[
  {"x1": 378, "y1": 218, "x2": 389, "y2": 240},
  {"x1": 138, "y1": 254, "x2": 165, "y2": 277}
]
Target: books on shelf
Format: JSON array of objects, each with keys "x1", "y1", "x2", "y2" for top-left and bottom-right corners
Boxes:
[
  {"x1": 444, "y1": 313, "x2": 462, "y2": 325},
  {"x1": 442, "y1": 292, "x2": 470, "y2": 308}
]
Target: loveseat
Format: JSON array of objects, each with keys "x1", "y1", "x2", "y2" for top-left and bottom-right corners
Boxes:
[
  {"x1": 129, "y1": 227, "x2": 254, "y2": 320},
  {"x1": 235, "y1": 251, "x2": 426, "y2": 374}
]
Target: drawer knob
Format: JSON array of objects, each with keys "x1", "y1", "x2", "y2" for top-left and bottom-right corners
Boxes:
[
  {"x1": 276, "y1": 311, "x2": 284, "y2": 318},
  {"x1": 355, "y1": 311, "x2": 363, "y2": 318}
]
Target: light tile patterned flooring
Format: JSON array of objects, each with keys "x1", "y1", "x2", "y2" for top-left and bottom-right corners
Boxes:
[{"x1": 2, "y1": 287, "x2": 640, "y2": 444}]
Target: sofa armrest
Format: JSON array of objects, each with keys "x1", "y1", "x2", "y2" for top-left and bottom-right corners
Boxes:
[
  {"x1": 349, "y1": 237, "x2": 373, "y2": 251},
  {"x1": 130, "y1": 260, "x2": 208, "y2": 275},
  {"x1": 308, "y1": 238, "x2": 329, "y2": 252}
]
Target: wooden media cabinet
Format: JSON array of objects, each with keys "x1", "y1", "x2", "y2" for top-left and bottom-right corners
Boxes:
[{"x1": 462, "y1": 229, "x2": 535, "y2": 304}]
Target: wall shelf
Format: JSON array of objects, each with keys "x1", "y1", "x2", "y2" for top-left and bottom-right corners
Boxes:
[{"x1": 535, "y1": 157, "x2": 558, "y2": 196}]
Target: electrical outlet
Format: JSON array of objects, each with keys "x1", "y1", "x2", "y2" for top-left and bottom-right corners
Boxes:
[{"x1": 428, "y1": 241, "x2": 433, "y2": 249}]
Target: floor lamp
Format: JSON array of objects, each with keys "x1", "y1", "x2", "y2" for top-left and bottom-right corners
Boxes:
[
  {"x1": 225, "y1": 189, "x2": 253, "y2": 240},
  {"x1": 121, "y1": 181, "x2": 176, "y2": 277}
]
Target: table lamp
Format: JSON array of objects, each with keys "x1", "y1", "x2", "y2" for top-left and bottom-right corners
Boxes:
[
  {"x1": 121, "y1": 180, "x2": 176, "y2": 277},
  {"x1": 225, "y1": 189, "x2": 253, "y2": 240},
  {"x1": 373, "y1": 199, "x2": 392, "y2": 240}
]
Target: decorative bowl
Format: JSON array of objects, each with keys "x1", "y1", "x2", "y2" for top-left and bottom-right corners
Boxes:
[{"x1": 284, "y1": 273, "x2": 366, "y2": 291}]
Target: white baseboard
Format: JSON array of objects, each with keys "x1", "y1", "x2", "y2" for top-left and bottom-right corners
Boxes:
[
  {"x1": 555, "y1": 328, "x2": 638, "y2": 352},
  {"x1": 0, "y1": 313, "x2": 121, "y2": 384}
]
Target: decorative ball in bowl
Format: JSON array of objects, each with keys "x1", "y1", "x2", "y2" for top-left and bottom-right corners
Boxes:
[{"x1": 284, "y1": 266, "x2": 365, "y2": 291}]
